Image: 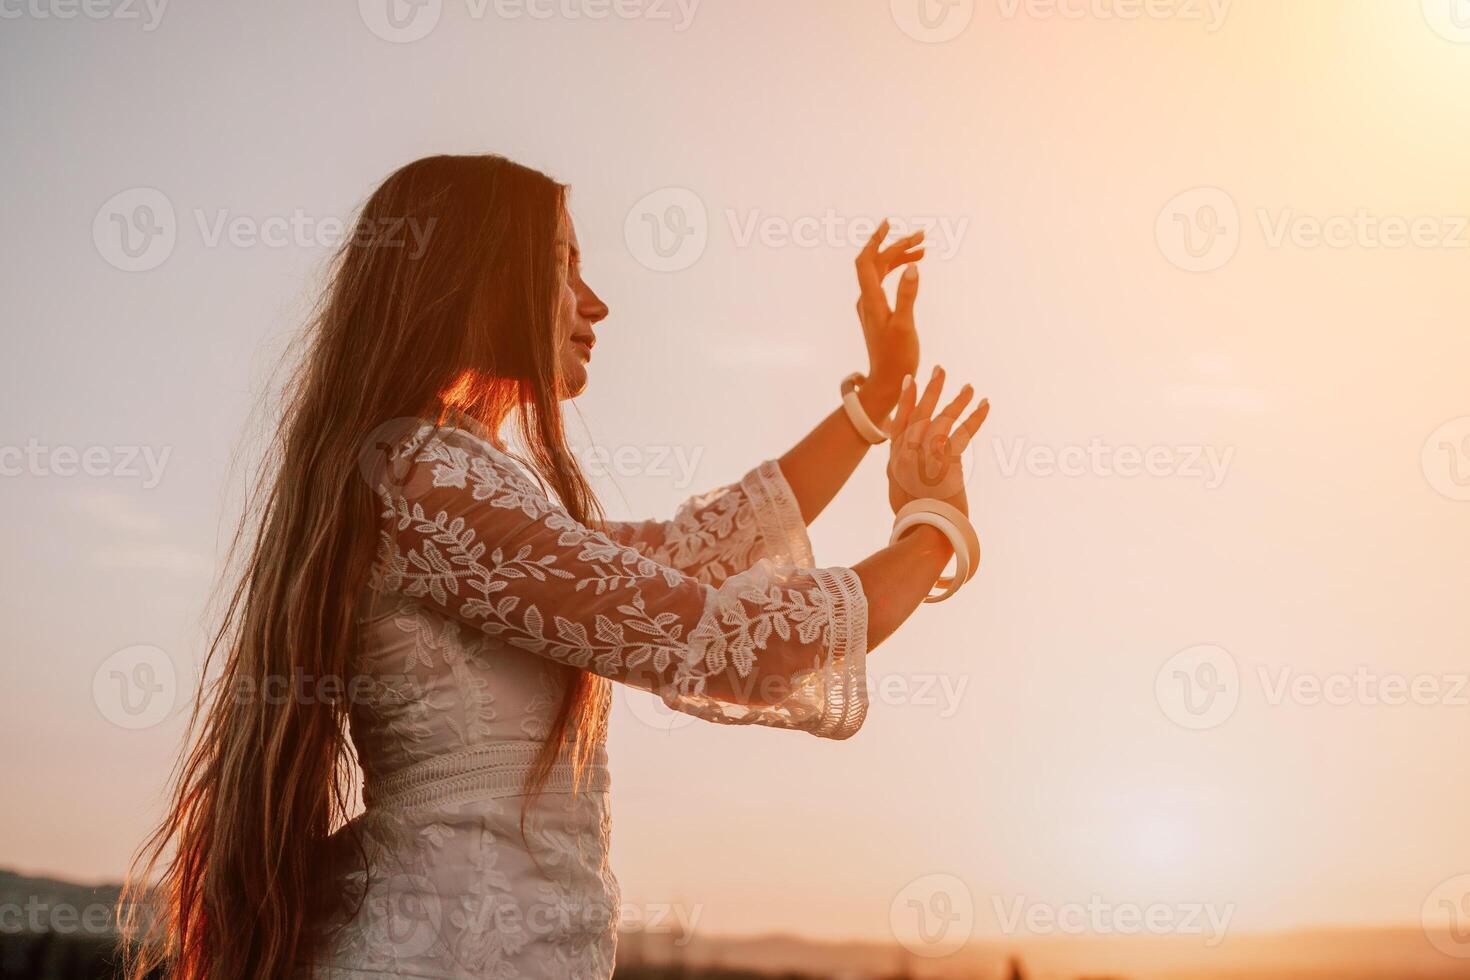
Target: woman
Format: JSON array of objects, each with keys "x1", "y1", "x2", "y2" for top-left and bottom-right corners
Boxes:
[{"x1": 125, "y1": 154, "x2": 989, "y2": 979}]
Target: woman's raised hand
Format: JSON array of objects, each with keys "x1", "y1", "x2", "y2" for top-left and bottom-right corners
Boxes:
[
  {"x1": 887, "y1": 366, "x2": 990, "y2": 516},
  {"x1": 855, "y1": 219, "x2": 925, "y2": 397}
]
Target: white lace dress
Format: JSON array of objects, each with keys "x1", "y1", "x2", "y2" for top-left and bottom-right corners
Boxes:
[{"x1": 310, "y1": 422, "x2": 869, "y2": 979}]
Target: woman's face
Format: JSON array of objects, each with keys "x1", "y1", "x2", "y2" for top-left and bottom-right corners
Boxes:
[{"x1": 554, "y1": 213, "x2": 609, "y2": 399}]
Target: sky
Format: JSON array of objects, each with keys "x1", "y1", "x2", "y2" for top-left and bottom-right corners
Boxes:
[{"x1": 3, "y1": 0, "x2": 1470, "y2": 956}]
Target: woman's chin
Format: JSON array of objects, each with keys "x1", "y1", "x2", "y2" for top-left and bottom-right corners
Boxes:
[{"x1": 559, "y1": 362, "x2": 589, "y2": 399}]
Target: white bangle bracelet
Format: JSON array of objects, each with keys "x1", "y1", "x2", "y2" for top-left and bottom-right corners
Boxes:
[
  {"x1": 840, "y1": 373, "x2": 891, "y2": 445},
  {"x1": 888, "y1": 499, "x2": 981, "y2": 603},
  {"x1": 891, "y1": 512, "x2": 970, "y2": 602}
]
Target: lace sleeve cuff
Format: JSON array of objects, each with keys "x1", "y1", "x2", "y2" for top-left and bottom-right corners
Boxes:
[
  {"x1": 741, "y1": 460, "x2": 816, "y2": 569},
  {"x1": 806, "y1": 566, "x2": 869, "y2": 740},
  {"x1": 654, "y1": 560, "x2": 870, "y2": 741}
]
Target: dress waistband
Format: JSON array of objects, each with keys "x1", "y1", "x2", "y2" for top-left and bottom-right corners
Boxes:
[{"x1": 364, "y1": 740, "x2": 610, "y2": 811}]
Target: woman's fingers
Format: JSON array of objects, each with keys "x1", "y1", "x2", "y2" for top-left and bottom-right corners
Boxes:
[
  {"x1": 858, "y1": 219, "x2": 890, "y2": 263},
  {"x1": 893, "y1": 262, "x2": 920, "y2": 321},
  {"x1": 856, "y1": 220, "x2": 894, "y2": 324},
  {"x1": 857, "y1": 220, "x2": 891, "y2": 283},
  {"x1": 911, "y1": 365, "x2": 945, "y2": 423},
  {"x1": 878, "y1": 230, "x2": 925, "y2": 271},
  {"x1": 857, "y1": 222, "x2": 927, "y2": 333},
  {"x1": 931, "y1": 384, "x2": 973, "y2": 441},
  {"x1": 860, "y1": 223, "x2": 925, "y2": 283},
  {"x1": 891, "y1": 246, "x2": 925, "y2": 270},
  {"x1": 890, "y1": 372, "x2": 917, "y2": 442},
  {"x1": 880, "y1": 228, "x2": 924, "y2": 253},
  {"x1": 948, "y1": 398, "x2": 992, "y2": 455}
]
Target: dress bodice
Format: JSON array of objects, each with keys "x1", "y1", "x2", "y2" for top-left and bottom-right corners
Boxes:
[{"x1": 311, "y1": 422, "x2": 870, "y2": 978}]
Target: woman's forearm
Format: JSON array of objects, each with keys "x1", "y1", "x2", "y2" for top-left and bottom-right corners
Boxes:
[
  {"x1": 778, "y1": 223, "x2": 923, "y2": 525},
  {"x1": 778, "y1": 374, "x2": 903, "y2": 524},
  {"x1": 851, "y1": 367, "x2": 988, "y2": 651},
  {"x1": 853, "y1": 523, "x2": 952, "y2": 650}
]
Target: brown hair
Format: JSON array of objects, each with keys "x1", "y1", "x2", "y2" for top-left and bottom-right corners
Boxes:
[{"x1": 122, "y1": 154, "x2": 607, "y2": 979}]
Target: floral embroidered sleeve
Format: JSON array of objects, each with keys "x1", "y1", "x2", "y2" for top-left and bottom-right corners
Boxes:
[
  {"x1": 598, "y1": 460, "x2": 814, "y2": 585},
  {"x1": 371, "y1": 424, "x2": 869, "y2": 740}
]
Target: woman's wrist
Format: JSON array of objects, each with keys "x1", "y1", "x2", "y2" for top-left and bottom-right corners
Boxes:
[
  {"x1": 892, "y1": 521, "x2": 953, "y2": 560},
  {"x1": 857, "y1": 373, "x2": 904, "y2": 420},
  {"x1": 889, "y1": 499, "x2": 979, "y2": 603}
]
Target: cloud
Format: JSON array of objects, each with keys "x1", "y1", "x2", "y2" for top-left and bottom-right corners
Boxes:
[
  {"x1": 1164, "y1": 383, "x2": 1270, "y2": 414},
  {"x1": 70, "y1": 492, "x2": 210, "y2": 575},
  {"x1": 90, "y1": 545, "x2": 210, "y2": 575},
  {"x1": 69, "y1": 492, "x2": 165, "y2": 535}
]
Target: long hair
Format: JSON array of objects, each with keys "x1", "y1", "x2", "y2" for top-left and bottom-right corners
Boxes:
[{"x1": 122, "y1": 154, "x2": 607, "y2": 980}]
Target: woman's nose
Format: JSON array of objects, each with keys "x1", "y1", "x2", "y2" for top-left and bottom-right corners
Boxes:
[{"x1": 579, "y1": 283, "x2": 609, "y2": 324}]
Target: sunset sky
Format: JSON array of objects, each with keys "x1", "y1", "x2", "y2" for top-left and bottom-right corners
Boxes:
[{"x1": 3, "y1": 0, "x2": 1469, "y2": 952}]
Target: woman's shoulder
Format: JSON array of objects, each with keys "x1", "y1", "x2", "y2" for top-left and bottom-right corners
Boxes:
[{"x1": 365, "y1": 417, "x2": 546, "y2": 506}]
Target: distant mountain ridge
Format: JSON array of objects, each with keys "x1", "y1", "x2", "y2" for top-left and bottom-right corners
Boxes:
[
  {"x1": 0, "y1": 870, "x2": 125, "y2": 935},
  {"x1": 660, "y1": 926, "x2": 1465, "y2": 979},
  {"x1": 1, "y1": 869, "x2": 1461, "y2": 980}
]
